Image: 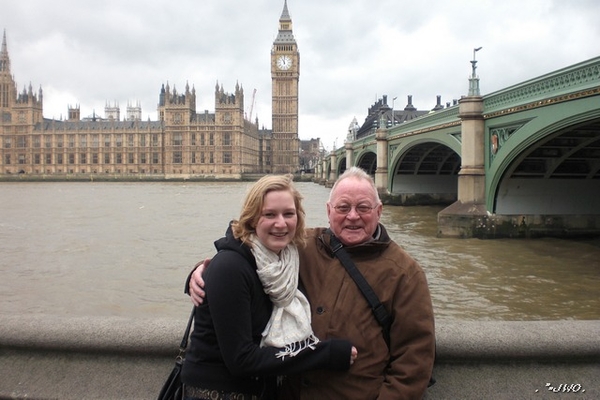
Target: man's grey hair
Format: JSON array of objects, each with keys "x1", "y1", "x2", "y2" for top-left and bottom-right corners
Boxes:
[{"x1": 328, "y1": 166, "x2": 381, "y2": 204}]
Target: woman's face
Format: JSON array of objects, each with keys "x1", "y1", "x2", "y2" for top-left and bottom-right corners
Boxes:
[{"x1": 255, "y1": 190, "x2": 298, "y2": 254}]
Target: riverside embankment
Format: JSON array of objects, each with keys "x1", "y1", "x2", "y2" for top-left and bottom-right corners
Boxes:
[{"x1": 0, "y1": 315, "x2": 598, "y2": 399}]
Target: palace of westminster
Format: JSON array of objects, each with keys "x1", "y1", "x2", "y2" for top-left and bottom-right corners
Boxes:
[
  {"x1": 1, "y1": 1, "x2": 443, "y2": 180},
  {"x1": 0, "y1": 2, "x2": 318, "y2": 179}
]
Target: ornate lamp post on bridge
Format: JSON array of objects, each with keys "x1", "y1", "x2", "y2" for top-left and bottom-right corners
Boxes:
[
  {"x1": 391, "y1": 96, "x2": 397, "y2": 127},
  {"x1": 438, "y1": 47, "x2": 489, "y2": 238}
]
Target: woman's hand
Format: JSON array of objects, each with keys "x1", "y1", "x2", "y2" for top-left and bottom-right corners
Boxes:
[{"x1": 350, "y1": 346, "x2": 358, "y2": 365}]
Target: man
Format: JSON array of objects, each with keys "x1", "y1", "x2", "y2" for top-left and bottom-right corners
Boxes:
[{"x1": 188, "y1": 167, "x2": 435, "y2": 399}]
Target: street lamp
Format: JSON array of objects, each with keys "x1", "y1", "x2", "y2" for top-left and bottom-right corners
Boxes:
[{"x1": 391, "y1": 96, "x2": 398, "y2": 127}]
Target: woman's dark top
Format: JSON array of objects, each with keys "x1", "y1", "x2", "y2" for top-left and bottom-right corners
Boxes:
[{"x1": 181, "y1": 225, "x2": 352, "y2": 397}]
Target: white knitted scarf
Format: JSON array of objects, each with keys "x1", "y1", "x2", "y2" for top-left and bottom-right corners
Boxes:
[{"x1": 249, "y1": 235, "x2": 320, "y2": 359}]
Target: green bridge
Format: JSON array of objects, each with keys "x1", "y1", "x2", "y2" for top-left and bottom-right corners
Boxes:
[{"x1": 317, "y1": 56, "x2": 600, "y2": 239}]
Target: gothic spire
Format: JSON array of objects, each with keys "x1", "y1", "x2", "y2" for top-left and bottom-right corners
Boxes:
[
  {"x1": 280, "y1": 0, "x2": 291, "y2": 21},
  {"x1": 275, "y1": 0, "x2": 295, "y2": 44},
  {"x1": 1, "y1": 29, "x2": 11, "y2": 73}
]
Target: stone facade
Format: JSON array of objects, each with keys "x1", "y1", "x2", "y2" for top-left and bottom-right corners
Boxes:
[{"x1": 0, "y1": 1, "x2": 302, "y2": 179}]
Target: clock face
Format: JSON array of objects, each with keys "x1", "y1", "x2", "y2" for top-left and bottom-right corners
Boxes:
[{"x1": 277, "y1": 55, "x2": 292, "y2": 70}]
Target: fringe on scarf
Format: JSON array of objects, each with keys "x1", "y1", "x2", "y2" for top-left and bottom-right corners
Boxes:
[{"x1": 275, "y1": 334, "x2": 321, "y2": 360}]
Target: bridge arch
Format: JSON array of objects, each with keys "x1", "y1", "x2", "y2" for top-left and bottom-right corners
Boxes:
[
  {"x1": 390, "y1": 140, "x2": 460, "y2": 204},
  {"x1": 337, "y1": 156, "x2": 347, "y2": 175},
  {"x1": 355, "y1": 150, "x2": 377, "y2": 175},
  {"x1": 488, "y1": 98, "x2": 600, "y2": 214},
  {"x1": 325, "y1": 161, "x2": 332, "y2": 181}
]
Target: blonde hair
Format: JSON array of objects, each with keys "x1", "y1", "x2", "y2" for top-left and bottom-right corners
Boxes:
[{"x1": 232, "y1": 174, "x2": 306, "y2": 247}]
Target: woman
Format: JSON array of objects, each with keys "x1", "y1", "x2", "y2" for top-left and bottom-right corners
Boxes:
[{"x1": 181, "y1": 175, "x2": 356, "y2": 400}]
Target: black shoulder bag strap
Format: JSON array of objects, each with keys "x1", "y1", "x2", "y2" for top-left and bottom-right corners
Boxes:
[
  {"x1": 328, "y1": 233, "x2": 392, "y2": 348},
  {"x1": 328, "y1": 232, "x2": 436, "y2": 388},
  {"x1": 158, "y1": 306, "x2": 195, "y2": 400},
  {"x1": 180, "y1": 306, "x2": 195, "y2": 351}
]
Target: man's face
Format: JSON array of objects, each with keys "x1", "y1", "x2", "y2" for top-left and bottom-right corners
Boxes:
[{"x1": 327, "y1": 177, "x2": 382, "y2": 246}]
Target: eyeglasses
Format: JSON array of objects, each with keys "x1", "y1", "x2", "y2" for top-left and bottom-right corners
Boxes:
[{"x1": 332, "y1": 204, "x2": 375, "y2": 215}]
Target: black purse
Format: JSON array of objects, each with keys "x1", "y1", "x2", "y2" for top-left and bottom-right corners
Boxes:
[{"x1": 157, "y1": 306, "x2": 195, "y2": 400}]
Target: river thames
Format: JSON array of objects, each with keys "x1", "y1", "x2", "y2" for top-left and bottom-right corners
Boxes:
[{"x1": 1, "y1": 181, "x2": 598, "y2": 321}]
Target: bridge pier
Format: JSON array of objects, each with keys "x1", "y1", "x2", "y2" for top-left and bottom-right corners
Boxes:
[
  {"x1": 320, "y1": 158, "x2": 327, "y2": 184},
  {"x1": 439, "y1": 211, "x2": 600, "y2": 239},
  {"x1": 344, "y1": 141, "x2": 354, "y2": 170},
  {"x1": 375, "y1": 122, "x2": 389, "y2": 196},
  {"x1": 314, "y1": 161, "x2": 321, "y2": 182},
  {"x1": 328, "y1": 152, "x2": 338, "y2": 186},
  {"x1": 438, "y1": 95, "x2": 488, "y2": 238}
]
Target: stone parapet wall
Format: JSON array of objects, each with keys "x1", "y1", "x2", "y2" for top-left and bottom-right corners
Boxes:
[{"x1": 1, "y1": 315, "x2": 598, "y2": 399}]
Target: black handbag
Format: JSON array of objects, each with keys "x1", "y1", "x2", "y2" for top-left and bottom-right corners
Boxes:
[{"x1": 158, "y1": 306, "x2": 195, "y2": 400}]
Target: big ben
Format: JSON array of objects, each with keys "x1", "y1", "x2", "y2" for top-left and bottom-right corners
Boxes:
[{"x1": 271, "y1": 0, "x2": 300, "y2": 173}]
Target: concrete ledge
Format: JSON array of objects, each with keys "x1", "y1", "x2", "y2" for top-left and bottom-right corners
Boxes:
[
  {"x1": 435, "y1": 320, "x2": 600, "y2": 361},
  {"x1": 1, "y1": 315, "x2": 598, "y2": 399},
  {"x1": 0, "y1": 314, "x2": 185, "y2": 356}
]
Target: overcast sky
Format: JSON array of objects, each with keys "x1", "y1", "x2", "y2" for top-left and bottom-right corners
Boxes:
[{"x1": 2, "y1": 0, "x2": 599, "y2": 150}]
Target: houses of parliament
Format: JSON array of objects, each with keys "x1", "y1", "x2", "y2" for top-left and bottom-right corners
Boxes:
[{"x1": 0, "y1": 1, "x2": 318, "y2": 179}]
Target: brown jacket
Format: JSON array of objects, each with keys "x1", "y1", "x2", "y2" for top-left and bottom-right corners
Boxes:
[{"x1": 280, "y1": 225, "x2": 435, "y2": 400}]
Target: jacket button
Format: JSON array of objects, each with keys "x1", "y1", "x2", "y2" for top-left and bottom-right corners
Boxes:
[{"x1": 316, "y1": 306, "x2": 324, "y2": 314}]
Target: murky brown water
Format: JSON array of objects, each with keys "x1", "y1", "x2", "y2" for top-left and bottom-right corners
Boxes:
[{"x1": 1, "y1": 181, "x2": 598, "y2": 320}]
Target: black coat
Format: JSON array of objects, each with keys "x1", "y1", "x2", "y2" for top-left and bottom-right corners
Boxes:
[{"x1": 181, "y1": 225, "x2": 352, "y2": 397}]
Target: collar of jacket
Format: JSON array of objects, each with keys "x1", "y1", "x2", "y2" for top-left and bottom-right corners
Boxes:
[
  {"x1": 213, "y1": 222, "x2": 257, "y2": 269},
  {"x1": 319, "y1": 224, "x2": 391, "y2": 257}
]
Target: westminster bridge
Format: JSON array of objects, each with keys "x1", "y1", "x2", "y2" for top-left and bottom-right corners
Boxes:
[{"x1": 316, "y1": 56, "x2": 600, "y2": 239}]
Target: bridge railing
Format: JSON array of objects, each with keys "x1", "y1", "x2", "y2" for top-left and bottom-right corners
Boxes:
[
  {"x1": 388, "y1": 105, "x2": 461, "y2": 140},
  {"x1": 483, "y1": 56, "x2": 600, "y2": 113}
]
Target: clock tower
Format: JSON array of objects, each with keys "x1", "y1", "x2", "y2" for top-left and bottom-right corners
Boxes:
[{"x1": 271, "y1": 0, "x2": 300, "y2": 173}]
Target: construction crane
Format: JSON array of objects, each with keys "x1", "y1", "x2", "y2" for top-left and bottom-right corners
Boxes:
[{"x1": 248, "y1": 88, "x2": 257, "y2": 122}]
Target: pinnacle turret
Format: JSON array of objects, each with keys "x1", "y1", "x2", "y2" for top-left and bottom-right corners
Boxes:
[{"x1": 1, "y1": 29, "x2": 11, "y2": 73}]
